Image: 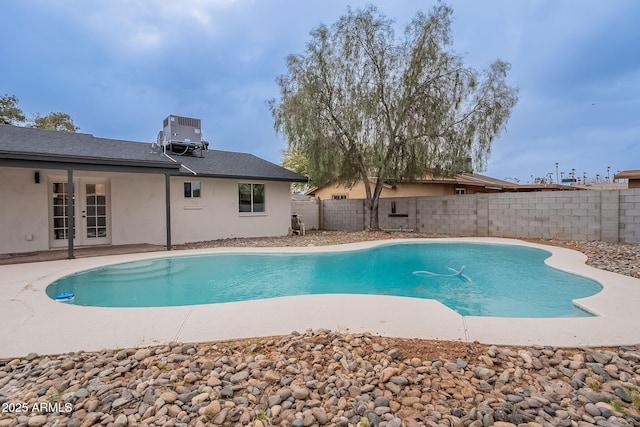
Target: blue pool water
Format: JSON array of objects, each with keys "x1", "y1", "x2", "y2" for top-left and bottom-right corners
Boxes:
[{"x1": 46, "y1": 243, "x2": 602, "y2": 317}]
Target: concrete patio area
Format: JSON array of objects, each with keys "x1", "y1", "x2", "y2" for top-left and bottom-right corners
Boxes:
[{"x1": 1, "y1": 238, "x2": 639, "y2": 359}]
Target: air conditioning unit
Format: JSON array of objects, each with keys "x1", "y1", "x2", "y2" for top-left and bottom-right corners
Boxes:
[{"x1": 157, "y1": 115, "x2": 209, "y2": 155}]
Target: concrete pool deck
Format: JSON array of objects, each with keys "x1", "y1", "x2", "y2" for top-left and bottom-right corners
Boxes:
[{"x1": 1, "y1": 238, "x2": 639, "y2": 359}]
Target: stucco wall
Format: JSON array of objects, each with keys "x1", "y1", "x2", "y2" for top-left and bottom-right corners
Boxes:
[
  {"x1": 110, "y1": 173, "x2": 167, "y2": 245},
  {"x1": 0, "y1": 167, "x2": 50, "y2": 253},
  {"x1": 0, "y1": 167, "x2": 295, "y2": 254},
  {"x1": 312, "y1": 181, "x2": 457, "y2": 200},
  {"x1": 170, "y1": 178, "x2": 293, "y2": 244}
]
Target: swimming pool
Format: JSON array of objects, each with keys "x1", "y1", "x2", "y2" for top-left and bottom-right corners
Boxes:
[{"x1": 46, "y1": 242, "x2": 602, "y2": 317}]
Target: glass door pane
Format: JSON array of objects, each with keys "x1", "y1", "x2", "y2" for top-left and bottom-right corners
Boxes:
[
  {"x1": 85, "y1": 183, "x2": 108, "y2": 239},
  {"x1": 52, "y1": 182, "x2": 74, "y2": 240}
]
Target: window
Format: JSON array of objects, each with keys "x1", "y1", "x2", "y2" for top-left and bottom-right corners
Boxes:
[
  {"x1": 332, "y1": 194, "x2": 347, "y2": 200},
  {"x1": 455, "y1": 187, "x2": 466, "y2": 195},
  {"x1": 184, "y1": 181, "x2": 201, "y2": 198},
  {"x1": 239, "y1": 183, "x2": 265, "y2": 213}
]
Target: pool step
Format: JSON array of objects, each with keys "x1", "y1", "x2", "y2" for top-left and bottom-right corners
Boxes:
[{"x1": 92, "y1": 260, "x2": 187, "y2": 282}]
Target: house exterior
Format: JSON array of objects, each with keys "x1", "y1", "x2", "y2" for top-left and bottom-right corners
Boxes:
[
  {"x1": 614, "y1": 170, "x2": 640, "y2": 189},
  {"x1": 0, "y1": 120, "x2": 306, "y2": 256},
  {"x1": 307, "y1": 173, "x2": 572, "y2": 200}
]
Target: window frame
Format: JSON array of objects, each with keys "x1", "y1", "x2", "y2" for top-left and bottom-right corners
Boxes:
[
  {"x1": 184, "y1": 181, "x2": 202, "y2": 198},
  {"x1": 238, "y1": 183, "x2": 266, "y2": 213}
]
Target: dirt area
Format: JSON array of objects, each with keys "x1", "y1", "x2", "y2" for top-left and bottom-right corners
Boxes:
[{"x1": 215, "y1": 334, "x2": 486, "y2": 364}]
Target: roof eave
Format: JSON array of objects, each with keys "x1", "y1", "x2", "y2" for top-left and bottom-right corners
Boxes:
[
  {"x1": 181, "y1": 171, "x2": 308, "y2": 183},
  {"x1": 614, "y1": 170, "x2": 640, "y2": 180},
  {"x1": 0, "y1": 151, "x2": 180, "y2": 171}
]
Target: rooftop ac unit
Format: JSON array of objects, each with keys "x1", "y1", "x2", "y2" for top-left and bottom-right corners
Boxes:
[{"x1": 160, "y1": 115, "x2": 208, "y2": 156}]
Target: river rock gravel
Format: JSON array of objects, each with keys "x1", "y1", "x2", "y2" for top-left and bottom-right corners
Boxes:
[{"x1": 1, "y1": 330, "x2": 640, "y2": 427}]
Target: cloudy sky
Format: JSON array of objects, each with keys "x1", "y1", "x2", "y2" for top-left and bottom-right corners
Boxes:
[{"x1": 2, "y1": 0, "x2": 639, "y2": 183}]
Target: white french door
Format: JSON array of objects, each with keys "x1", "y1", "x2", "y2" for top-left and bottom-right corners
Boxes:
[{"x1": 50, "y1": 178, "x2": 111, "y2": 247}]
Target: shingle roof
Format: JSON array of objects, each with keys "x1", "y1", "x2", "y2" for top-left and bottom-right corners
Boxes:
[
  {"x1": 0, "y1": 125, "x2": 307, "y2": 182},
  {"x1": 174, "y1": 150, "x2": 307, "y2": 182},
  {"x1": 0, "y1": 124, "x2": 176, "y2": 169}
]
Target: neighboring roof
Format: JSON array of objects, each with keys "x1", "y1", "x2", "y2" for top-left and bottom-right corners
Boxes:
[
  {"x1": 0, "y1": 125, "x2": 307, "y2": 182},
  {"x1": 304, "y1": 172, "x2": 579, "y2": 196},
  {"x1": 459, "y1": 174, "x2": 578, "y2": 191},
  {"x1": 455, "y1": 173, "x2": 516, "y2": 189},
  {"x1": 614, "y1": 169, "x2": 640, "y2": 180}
]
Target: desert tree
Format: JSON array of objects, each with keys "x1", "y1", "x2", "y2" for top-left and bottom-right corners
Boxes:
[
  {"x1": 1, "y1": 94, "x2": 79, "y2": 132},
  {"x1": 0, "y1": 94, "x2": 26, "y2": 125},
  {"x1": 281, "y1": 147, "x2": 311, "y2": 193},
  {"x1": 30, "y1": 112, "x2": 79, "y2": 132},
  {"x1": 270, "y1": 4, "x2": 518, "y2": 229}
]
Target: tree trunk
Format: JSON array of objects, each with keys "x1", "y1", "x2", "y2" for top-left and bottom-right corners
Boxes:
[
  {"x1": 362, "y1": 175, "x2": 385, "y2": 230},
  {"x1": 365, "y1": 195, "x2": 380, "y2": 230},
  {"x1": 366, "y1": 177, "x2": 386, "y2": 230}
]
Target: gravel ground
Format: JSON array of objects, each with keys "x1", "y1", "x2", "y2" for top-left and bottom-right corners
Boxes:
[{"x1": 1, "y1": 331, "x2": 639, "y2": 427}]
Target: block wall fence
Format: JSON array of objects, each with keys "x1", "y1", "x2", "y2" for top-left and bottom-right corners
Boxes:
[
  {"x1": 318, "y1": 188, "x2": 640, "y2": 243},
  {"x1": 291, "y1": 198, "x2": 321, "y2": 230}
]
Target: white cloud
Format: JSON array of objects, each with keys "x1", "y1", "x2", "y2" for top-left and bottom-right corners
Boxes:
[{"x1": 58, "y1": 0, "x2": 239, "y2": 54}]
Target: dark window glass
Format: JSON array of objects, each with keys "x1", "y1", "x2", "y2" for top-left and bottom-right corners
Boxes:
[
  {"x1": 239, "y1": 184, "x2": 252, "y2": 212},
  {"x1": 184, "y1": 181, "x2": 201, "y2": 198},
  {"x1": 252, "y1": 184, "x2": 265, "y2": 212},
  {"x1": 239, "y1": 183, "x2": 265, "y2": 212}
]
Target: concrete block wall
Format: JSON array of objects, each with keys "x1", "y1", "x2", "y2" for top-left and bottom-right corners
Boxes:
[
  {"x1": 291, "y1": 198, "x2": 320, "y2": 230},
  {"x1": 600, "y1": 191, "x2": 619, "y2": 242},
  {"x1": 318, "y1": 188, "x2": 640, "y2": 243},
  {"x1": 487, "y1": 191, "x2": 602, "y2": 240},
  {"x1": 321, "y1": 199, "x2": 365, "y2": 231},
  {"x1": 416, "y1": 195, "x2": 479, "y2": 236},
  {"x1": 620, "y1": 189, "x2": 640, "y2": 243},
  {"x1": 378, "y1": 198, "x2": 417, "y2": 231}
]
